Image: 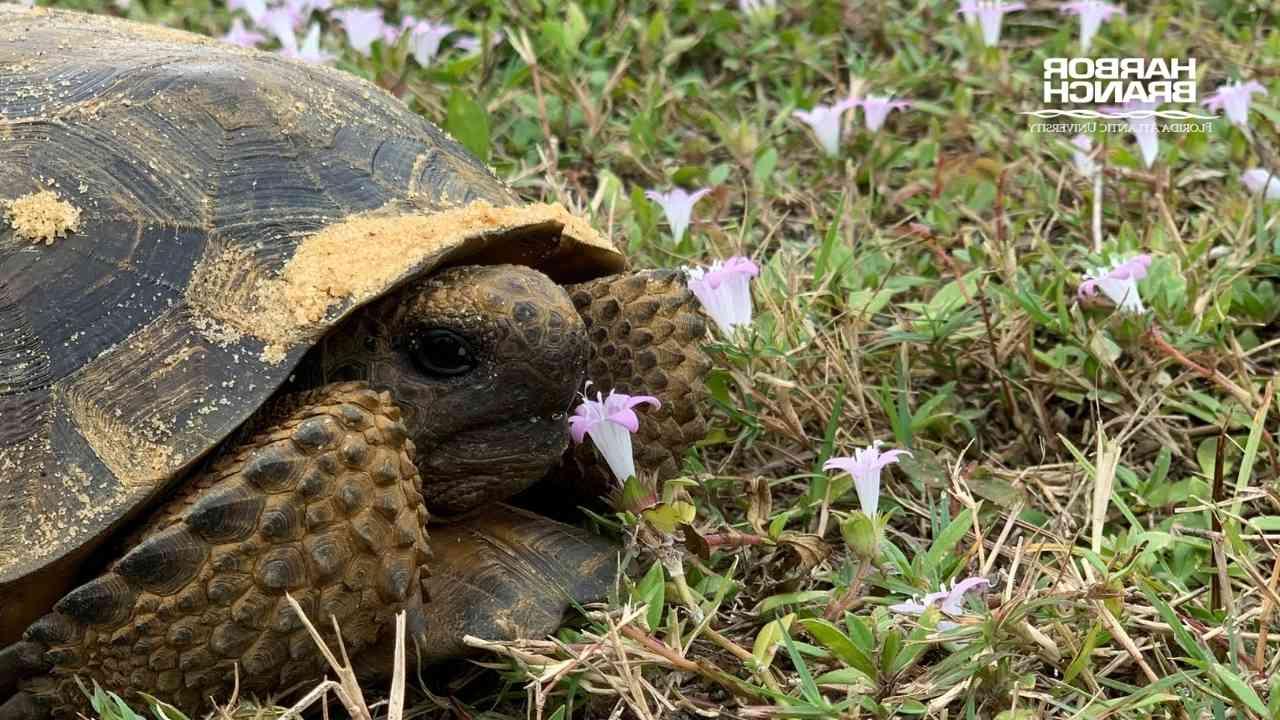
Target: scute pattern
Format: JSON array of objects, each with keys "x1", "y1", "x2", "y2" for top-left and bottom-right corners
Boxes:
[
  {"x1": 0, "y1": 5, "x2": 532, "y2": 611},
  {"x1": 2, "y1": 383, "x2": 429, "y2": 719},
  {"x1": 565, "y1": 270, "x2": 711, "y2": 491}
]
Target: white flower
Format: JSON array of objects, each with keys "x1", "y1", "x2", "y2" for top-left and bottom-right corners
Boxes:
[
  {"x1": 737, "y1": 0, "x2": 777, "y2": 12},
  {"x1": 222, "y1": 18, "x2": 266, "y2": 48},
  {"x1": 645, "y1": 187, "x2": 711, "y2": 244},
  {"x1": 259, "y1": 7, "x2": 300, "y2": 49},
  {"x1": 857, "y1": 95, "x2": 911, "y2": 132},
  {"x1": 281, "y1": 22, "x2": 336, "y2": 64},
  {"x1": 406, "y1": 19, "x2": 456, "y2": 66},
  {"x1": 822, "y1": 442, "x2": 911, "y2": 518},
  {"x1": 1059, "y1": 1, "x2": 1124, "y2": 52},
  {"x1": 1079, "y1": 253, "x2": 1152, "y2": 314},
  {"x1": 793, "y1": 99, "x2": 857, "y2": 157},
  {"x1": 889, "y1": 576, "x2": 991, "y2": 630},
  {"x1": 1071, "y1": 134, "x2": 1097, "y2": 178},
  {"x1": 569, "y1": 390, "x2": 661, "y2": 484},
  {"x1": 1103, "y1": 101, "x2": 1159, "y2": 168},
  {"x1": 686, "y1": 256, "x2": 759, "y2": 336},
  {"x1": 228, "y1": 0, "x2": 267, "y2": 24},
  {"x1": 1243, "y1": 168, "x2": 1280, "y2": 200},
  {"x1": 332, "y1": 7, "x2": 387, "y2": 57},
  {"x1": 959, "y1": 0, "x2": 1025, "y2": 47},
  {"x1": 1203, "y1": 81, "x2": 1267, "y2": 129}
]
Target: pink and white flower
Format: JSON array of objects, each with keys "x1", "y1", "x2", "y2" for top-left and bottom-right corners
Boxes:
[
  {"x1": 406, "y1": 19, "x2": 456, "y2": 66},
  {"x1": 1079, "y1": 253, "x2": 1152, "y2": 313},
  {"x1": 228, "y1": 0, "x2": 267, "y2": 24},
  {"x1": 259, "y1": 7, "x2": 301, "y2": 48},
  {"x1": 686, "y1": 256, "x2": 759, "y2": 336},
  {"x1": 455, "y1": 31, "x2": 504, "y2": 54},
  {"x1": 959, "y1": 1, "x2": 1025, "y2": 47},
  {"x1": 570, "y1": 390, "x2": 662, "y2": 483},
  {"x1": 737, "y1": 0, "x2": 777, "y2": 13},
  {"x1": 222, "y1": 17, "x2": 266, "y2": 48},
  {"x1": 1059, "y1": 1, "x2": 1123, "y2": 52},
  {"x1": 793, "y1": 99, "x2": 857, "y2": 156},
  {"x1": 1203, "y1": 81, "x2": 1267, "y2": 129},
  {"x1": 646, "y1": 187, "x2": 711, "y2": 244},
  {"x1": 281, "y1": 22, "x2": 335, "y2": 64},
  {"x1": 1243, "y1": 168, "x2": 1280, "y2": 200},
  {"x1": 1071, "y1": 134, "x2": 1097, "y2": 178},
  {"x1": 823, "y1": 442, "x2": 911, "y2": 518},
  {"x1": 857, "y1": 95, "x2": 911, "y2": 132},
  {"x1": 1103, "y1": 101, "x2": 1159, "y2": 168},
  {"x1": 332, "y1": 7, "x2": 387, "y2": 56},
  {"x1": 889, "y1": 576, "x2": 991, "y2": 629}
]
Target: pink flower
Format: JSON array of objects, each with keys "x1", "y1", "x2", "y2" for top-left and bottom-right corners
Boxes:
[
  {"x1": 737, "y1": 0, "x2": 777, "y2": 14},
  {"x1": 958, "y1": 1, "x2": 1025, "y2": 47},
  {"x1": 1203, "y1": 81, "x2": 1267, "y2": 129},
  {"x1": 645, "y1": 187, "x2": 711, "y2": 244},
  {"x1": 455, "y1": 31, "x2": 504, "y2": 54},
  {"x1": 1102, "y1": 101, "x2": 1159, "y2": 168},
  {"x1": 285, "y1": 0, "x2": 330, "y2": 20},
  {"x1": 333, "y1": 7, "x2": 387, "y2": 56},
  {"x1": 889, "y1": 576, "x2": 991, "y2": 629},
  {"x1": 1079, "y1": 253, "x2": 1152, "y2": 313},
  {"x1": 793, "y1": 99, "x2": 857, "y2": 156},
  {"x1": 228, "y1": 0, "x2": 267, "y2": 24},
  {"x1": 569, "y1": 390, "x2": 662, "y2": 483},
  {"x1": 222, "y1": 17, "x2": 266, "y2": 48},
  {"x1": 1243, "y1": 168, "x2": 1280, "y2": 200},
  {"x1": 259, "y1": 7, "x2": 300, "y2": 47},
  {"x1": 686, "y1": 256, "x2": 759, "y2": 336},
  {"x1": 406, "y1": 19, "x2": 456, "y2": 66},
  {"x1": 1071, "y1": 134, "x2": 1097, "y2": 178},
  {"x1": 857, "y1": 95, "x2": 911, "y2": 132},
  {"x1": 823, "y1": 442, "x2": 911, "y2": 518},
  {"x1": 1059, "y1": 1, "x2": 1123, "y2": 52},
  {"x1": 281, "y1": 22, "x2": 335, "y2": 64}
]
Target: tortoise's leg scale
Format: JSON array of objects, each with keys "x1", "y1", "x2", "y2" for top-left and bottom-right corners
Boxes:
[
  {"x1": 0, "y1": 383, "x2": 430, "y2": 719},
  {"x1": 564, "y1": 269, "x2": 711, "y2": 491}
]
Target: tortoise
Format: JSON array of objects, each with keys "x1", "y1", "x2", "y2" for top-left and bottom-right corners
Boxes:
[{"x1": 0, "y1": 7, "x2": 710, "y2": 718}]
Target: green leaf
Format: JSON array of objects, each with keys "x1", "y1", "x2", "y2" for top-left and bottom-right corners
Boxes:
[
  {"x1": 1064, "y1": 622, "x2": 1103, "y2": 682},
  {"x1": 753, "y1": 146, "x2": 778, "y2": 187},
  {"x1": 799, "y1": 618, "x2": 877, "y2": 679},
  {"x1": 633, "y1": 561, "x2": 665, "y2": 630},
  {"x1": 922, "y1": 507, "x2": 974, "y2": 577},
  {"x1": 757, "y1": 590, "x2": 831, "y2": 614},
  {"x1": 751, "y1": 612, "x2": 795, "y2": 671},
  {"x1": 1210, "y1": 663, "x2": 1269, "y2": 716},
  {"x1": 562, "y1": 3, "x2": 589, "y2": 56},
  {"x1": 1140, "y1": 580, "x2": 1208, "y2": 663},
  {"x1": 781, "y1": 626, "x2": 827, "y2": 708},
  {"x1": 445, "y1": 90, "x2": 491, "y2": 162}
]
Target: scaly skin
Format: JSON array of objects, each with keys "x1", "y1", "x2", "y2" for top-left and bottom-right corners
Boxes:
[
  {"x1": 3, "y1": 384, "x2": 429, "y2": 718},
  {"x1": 0, "y1": 267, "x2": 712, "y2": 719},
  {"x1": 562, "y1": 269, "x2": 711, "y2": 495}
]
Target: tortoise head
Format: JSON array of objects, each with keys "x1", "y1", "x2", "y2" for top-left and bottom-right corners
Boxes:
[{"x1": 356, "y1": 264, "x2": 588, "y2": 517}]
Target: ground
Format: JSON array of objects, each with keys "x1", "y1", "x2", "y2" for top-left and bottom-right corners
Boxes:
[{"x1": 25, "y1": 0, "x2": 1280, "y2": 717}]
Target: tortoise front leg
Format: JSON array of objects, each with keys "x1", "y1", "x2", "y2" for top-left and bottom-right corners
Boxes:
[
  {"x1": 0, "y1": 383, "x2": 431, "y2": 720},
  {"x1": 562, "y1": 269, "x2": 712, "y2": 495}
]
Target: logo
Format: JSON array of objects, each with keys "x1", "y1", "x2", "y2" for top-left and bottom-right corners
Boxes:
[{"x1": 1024, "y1": 56, "x2": 1217, "y2": 133}]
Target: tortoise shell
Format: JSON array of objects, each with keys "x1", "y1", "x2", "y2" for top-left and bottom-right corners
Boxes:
[{"x1": 0, "y1": 5, "x2": 624, "y2": 620}]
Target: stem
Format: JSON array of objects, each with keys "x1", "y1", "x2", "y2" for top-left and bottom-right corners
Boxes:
[{"x1": 822, "y1": 558, "x2": 872, "y2": 621}]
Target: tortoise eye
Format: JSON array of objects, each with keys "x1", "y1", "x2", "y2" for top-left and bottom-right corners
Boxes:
[{"x1": 406, "y1": 328, "x2": 477, "y2": 378}]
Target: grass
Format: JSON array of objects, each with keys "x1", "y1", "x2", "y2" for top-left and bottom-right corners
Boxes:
[{"x1": 33, "y1": 0, "x2": 1280, "y2": 717}]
